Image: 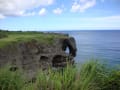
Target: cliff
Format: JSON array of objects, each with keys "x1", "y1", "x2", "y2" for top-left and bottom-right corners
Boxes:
[{"x1": 0, "y1": 31, "x2": 77, "y2": 80}]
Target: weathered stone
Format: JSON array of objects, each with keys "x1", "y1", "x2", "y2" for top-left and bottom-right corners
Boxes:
[
  {"x1": 62, "y1": 37, "x2": 77, "y2": 57},
  {"x1": 0, "y1": 35, "x2": 77, "y2": 80}
]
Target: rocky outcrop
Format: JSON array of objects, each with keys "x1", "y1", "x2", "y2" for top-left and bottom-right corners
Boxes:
[
  {"x1": 61, "y1": 37, "x2": 77, "y2": 57},
  {"x1": 0, "y1": 35, "x2": 77, "y2": 80}
]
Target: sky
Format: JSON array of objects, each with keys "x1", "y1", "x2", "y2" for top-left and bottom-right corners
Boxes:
[{"x1": 0, "y1": 0, "x2": 120, "y2": 31}]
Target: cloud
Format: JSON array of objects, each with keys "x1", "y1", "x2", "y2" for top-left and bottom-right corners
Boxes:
[
  {"x1": 0, "y1": 14, "x2": 5, "y2": 19},
  {"x1": 55, "y1": 15, "x2": 120, "y2": 30},
  {"x1": 53, "y1": 8, "x2": 63, "y2": 15},
  {"x1": 96, "y1": 15, "x2": 120, "y2": 24},
  {"x1": 75, "y1": 15, "x2": 120, "y2": 29},
  {"x1": 71, "y1": 0, "x2": 96, "y2": 12},
  {"x1": 71, "y1": 2, "x2": 81, "y2": 12},
  {"x1": 37, "y1": 0, "x2": 54, "y2": 6},
  {"x1": 0, "y1": 0, "x2": 54, "y2": 18},
  {"x1": 39, "y1": 8, "x2": 47, "y2": 16},
  {"x1": 73, "y1": 15, "x2": 120, "y2": 25},
  {"x1": 84, "y1": 15, "x2": 120, "y2": 21}
]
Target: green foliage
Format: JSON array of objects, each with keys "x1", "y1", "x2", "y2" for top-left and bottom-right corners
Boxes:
[
  {"x1": 0, "y1": 66, "x2": 25, "y2": 90},
  {"x1": 96, "y1": 66, "x2": 120, "y2": 90},
  {"x1": 0, "y1": 31, "x2": 8, "y2": 39},
  {"x1": 0, "y1": 60, "x2": 120, "y2": 90},
  {"x1": 74, "y1": 60, "x2": 98, "y2": 90},
  {"x1": 0, "y1": 30, "x2": 66, "y2": 48},
  {"x1": 23, "y1": 61, "x2": 103, "y2": 90}
]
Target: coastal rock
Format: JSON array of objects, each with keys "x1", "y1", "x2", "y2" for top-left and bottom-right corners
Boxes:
[
  {"x1": 0, "y1": 34, "x2": 77, "y2": 80},
  {"x1": 61, "y1": 37, "x2": 77, "y2": 57}
]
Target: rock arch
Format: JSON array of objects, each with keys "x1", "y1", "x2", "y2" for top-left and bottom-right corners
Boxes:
[
  {"x1": 52, "y1": 55, "x2": 67, "y2": 68},
  {"x1": 62, "y1": 37, "x2": 77, "y2": 57}
]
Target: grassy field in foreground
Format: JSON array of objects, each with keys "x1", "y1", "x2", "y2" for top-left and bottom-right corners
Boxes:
[
  {"x1": 0, "y1": 60, "x2": 120, "y2": 90},
  {"x1": 0, "y1": 30, "x2": 66, "y2": 48}
]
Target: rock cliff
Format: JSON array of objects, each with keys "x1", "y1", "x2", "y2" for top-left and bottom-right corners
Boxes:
[{"x1": 0, "y1": 33, "x2": 77, "y2": 80}]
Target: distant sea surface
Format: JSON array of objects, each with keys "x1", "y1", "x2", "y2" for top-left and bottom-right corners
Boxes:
[{"x1": 55, "y1": 30, "x2": 120, "y2": 66}]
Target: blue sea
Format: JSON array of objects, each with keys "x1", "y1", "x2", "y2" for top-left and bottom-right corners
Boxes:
[{"x1": 58, "y1": 30, "x2": 120, "y2": 66}]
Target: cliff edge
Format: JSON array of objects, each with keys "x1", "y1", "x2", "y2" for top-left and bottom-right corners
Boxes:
[{"x1": 0, "y1": 31, "x2": 77, "y2": 80}]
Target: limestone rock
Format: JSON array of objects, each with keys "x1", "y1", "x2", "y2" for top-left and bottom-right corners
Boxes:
[{"x1": 0, "y1": 35, "x2": 77, "y2": 80}]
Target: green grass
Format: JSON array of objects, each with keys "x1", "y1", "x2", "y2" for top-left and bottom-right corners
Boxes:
[
  {"x1": 0, "y1": 66, "x2": 25, "y2": 90},
  {"x1": 0, "y1": 60, "x2": 120, "y2": 90},
  {"x1": 0, "y1": 30, "x2": 67, "y2": 48}
]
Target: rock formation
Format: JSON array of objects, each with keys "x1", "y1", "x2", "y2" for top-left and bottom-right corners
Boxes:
[{"x1": 0, "y1": 34, "x2": 77, "y2": 80}]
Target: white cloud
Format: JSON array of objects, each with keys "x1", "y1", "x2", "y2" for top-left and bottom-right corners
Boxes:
[
  {"x1": 53, "y1": 8, "x2": 63, "y2": 15},
  {"x1": 0, "y1": 0, "x2": 54, "y2": 18},
  {"x1": 71, "y1": 2, "x2": 81, "y2": 12},
  {"x1": 84, "y1": 15, "x2": 120, "y2": 21},
  {"x1": 39, "y1": 8, "x2": 46, "y2": 16},
  {"x1": 74, "y1": 15, "x2": 120, "y2": 29},
  {"x1": 55, "y1": 15, "x2": 120, "y2": 30},
  {"x1": 73, "y1": 16, "x2": 120, "y2": 25},
  {"x1": 0, "y1": 14, "x2": 5, "y2": 19},
  {"x1": 98, "y1": 15, "x2": 120, "y2": 24},
  {"x1": 71, "y1": 0, "x2": 96, "y2": 12},
  {"x1": 37, "y1": 0, "x2": 54, "y2": 6}
]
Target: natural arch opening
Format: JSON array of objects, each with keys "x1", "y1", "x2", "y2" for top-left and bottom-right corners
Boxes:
[
  {"x1": 9, "y1": 66, "x2": 18, "y2": 72},
  {"x1": 62, "y1": 38, "x2": 76, "y2": 57},
  {"x1": 52, "y1": 55, "x2": 66, "y2": 67},
  {"x1": 65, "y1": 46, "x2": 70, "y2": 54},
  {"x1": 40, "y1": 56, "x2": 48, "y2": 62},
  {"x1": 39, "y1": 56, "x2": 49, "y2": 69}
]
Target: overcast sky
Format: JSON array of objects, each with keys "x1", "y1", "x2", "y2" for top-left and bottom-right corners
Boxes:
[{"x1": 0, "y1": 0, "x2": 120, "y2": 31}]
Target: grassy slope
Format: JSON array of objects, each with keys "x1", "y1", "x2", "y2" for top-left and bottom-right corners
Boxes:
[
  {"x1": 0, "y1": 30, "x2": 66, "y2": 48},
  {"x1": 0, "y1": 30, "x2": 120, "y2": 90},
  {"x1": 0, "y1": 60, "x2": 120, "y2": 90}
]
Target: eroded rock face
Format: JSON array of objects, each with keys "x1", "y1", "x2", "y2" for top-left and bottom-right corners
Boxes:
[
  {"x1": 62, "y1": 37, "x2": 77, "y2": 57},
  {"x1": 0, "y1": 36, "x2": 77, "y2": 80}
]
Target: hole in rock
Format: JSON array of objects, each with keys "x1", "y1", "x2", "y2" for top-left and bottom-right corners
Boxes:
[
  {"x1": 65, "y1": 46, "x2": 70, "y2": 54},
  {"x1": 40, "y1": 56, "x2": 49, "y2": 62},
  {"x1": 52, "y1": 55, "x2": 66, "y2": 67},
  {"x1": 9, "y1": 66, "x2": 18, "y2": 72}
]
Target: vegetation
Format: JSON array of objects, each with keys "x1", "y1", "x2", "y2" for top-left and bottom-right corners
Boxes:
[
  {"x1": 0, "y1": 60, "x2": 120, "y2": 90},
  {"x1": 0, "y1": 30, "x2": 67, "y2": 48},
  {"x1": 0, "y1": 32, "x2": 8, "y2": 39},
  {"x1": 0, "y1": 66, "x2": 24, "y2": 90}
]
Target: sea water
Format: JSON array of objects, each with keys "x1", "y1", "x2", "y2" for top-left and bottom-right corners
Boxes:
[{"x1": 64, "y1": 30, "x2": 120, "y2": 66}]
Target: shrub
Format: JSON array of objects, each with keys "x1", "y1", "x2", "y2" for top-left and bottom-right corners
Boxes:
[
  {"x1": 0, "y1": 60, "x2": 120, "y2": 90},
  {"x1": 94, "y1": 62, "x2": 120, "y2": 90},
  {"x1": 0, "y1": 32, "x2": 8, "y2": 39},
  {"x1": 33, "y1": 61, "x2": 100, "y2": 90},
  {"x1": 0, "y1": 67, "x2": 25, "y2": 90}
]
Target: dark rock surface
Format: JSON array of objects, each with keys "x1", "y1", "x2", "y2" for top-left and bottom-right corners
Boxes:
[{"x1": 0, "y1": 35, "x2": 77, "y2": 80}]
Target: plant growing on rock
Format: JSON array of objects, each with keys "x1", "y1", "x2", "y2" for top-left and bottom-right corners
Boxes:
[{"x1": 0, "y1": 66, "x2": 25, "y2": 90}]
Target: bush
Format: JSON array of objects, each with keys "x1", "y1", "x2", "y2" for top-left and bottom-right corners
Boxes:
[
  {"x1": 0, "y1": 32, "x2": 8, "y2": 39},
  {"x1": 28, "y1": 61, "x2": 100, "y2": 90},
  {"x1": 0, "y1": 60, "x2": 120, "y2": 90},
  {"x1": 0, "y1": 67, "x2": 25, "y2": 90},
  {"x1": 105, "y1": 71, "x2": 120, "y2": 90},
  {"x1": 94, "y1": 62, "x2": 120, "y2": 90}
]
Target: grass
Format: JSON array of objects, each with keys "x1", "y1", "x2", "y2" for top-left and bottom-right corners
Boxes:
[
  {"x1": 0, "y1": 60, "x2": 120, "y2": 90},
  {"x1": 0, "y1": 66, "x2": 25, "y2": 90},
  {"x1": 0, "y1": 30, "x2": 67, "y2": 48}
]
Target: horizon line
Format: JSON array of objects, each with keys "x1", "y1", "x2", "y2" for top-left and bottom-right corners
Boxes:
[{"x1": 0, "y1": 29, "x2": 120, "y2": 32}]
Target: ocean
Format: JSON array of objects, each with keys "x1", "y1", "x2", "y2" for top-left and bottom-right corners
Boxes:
[{"x1": 60, "y1": 30, "x2": 120, "y2": 66}]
